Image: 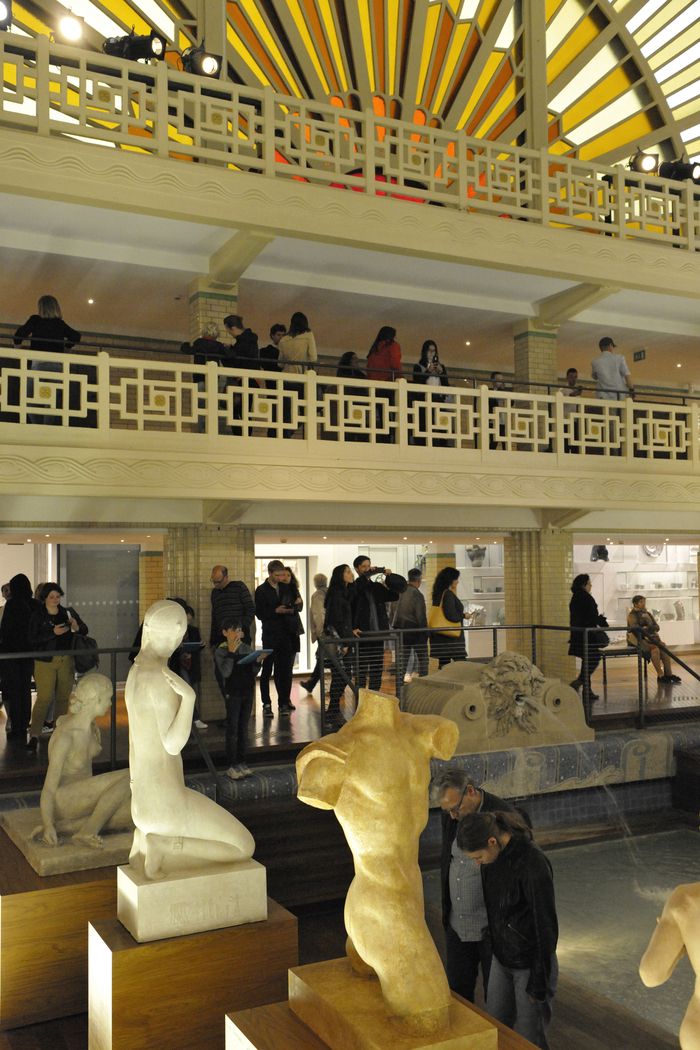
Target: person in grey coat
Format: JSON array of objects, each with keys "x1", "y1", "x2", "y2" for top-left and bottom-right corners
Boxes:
[{"x1": 393, "y1": 567, "x2": 428, "y2": 682}]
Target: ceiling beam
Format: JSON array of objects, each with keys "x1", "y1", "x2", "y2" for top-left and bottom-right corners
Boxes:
[
  {"x1": 209, "y1": 231, "x2": 273, "y2": 286},
  {"x1": 540, "y1": 509, "x2": 588, "y2": 530},
  {"x1": 203, "y1": 500, "x2": 254, "y2": 524},
  {"x1": 534, "y1": 282, "x2": 619, "y2": 326}
]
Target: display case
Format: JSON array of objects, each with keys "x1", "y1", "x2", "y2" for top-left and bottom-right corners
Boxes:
[
  {"x1": 614, "y1": 568, "x2": 698, "y2": 646},
  {"x1": 457, "y1": 543, "x2": 506, "y2": 656}
]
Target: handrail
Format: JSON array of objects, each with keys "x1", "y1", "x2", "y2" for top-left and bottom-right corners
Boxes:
[{"x1": 2, "y1": 32, "x2": 700, "y2": 254}]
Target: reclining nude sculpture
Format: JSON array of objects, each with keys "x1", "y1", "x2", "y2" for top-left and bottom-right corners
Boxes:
[
  {"x1": 640, "y1": 882, "x2": 700, "y2": 1049},
  {"x1": 126, "y1": 599, "x2": 254, "y2": 879},
  {"x1": 32, "y1": 672, "x2": 132, "y2": 849},
  {"x1": 296, "y1": 689, "x2": 459, "y2": 1036}
]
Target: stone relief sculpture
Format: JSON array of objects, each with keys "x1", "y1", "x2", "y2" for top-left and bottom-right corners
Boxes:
[
  {"x1": 32, "y1": 672, "x2": 132, "y2": 849},
  {"x1": 403, "y1": 650, "x2": 593, "y2": 751},
  {"x1": 126, "y1": 599, "x2": 254, "y2": 879},
  {"x1": 296, "y1": 690, "x2": 459, "y2": 1036},
  {"x1": 640, "y1": 883, "x2": 700, "y2": 1049}
]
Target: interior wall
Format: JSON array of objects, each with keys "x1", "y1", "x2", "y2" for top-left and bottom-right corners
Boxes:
[{"x1": 0, "y1": 544, "x2": 36, "y2": 599}]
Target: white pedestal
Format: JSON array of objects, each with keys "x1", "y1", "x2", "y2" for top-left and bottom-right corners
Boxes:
[{"x1": 117, "y1": 859, "x2": 268, "y2": 942}]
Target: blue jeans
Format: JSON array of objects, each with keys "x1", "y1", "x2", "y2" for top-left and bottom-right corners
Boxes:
[{"x1": 487, "y1": 953, "x2": 558, "y2": 1050}]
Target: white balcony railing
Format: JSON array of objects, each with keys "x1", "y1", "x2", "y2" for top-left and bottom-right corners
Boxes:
[
  {"x1": 0, "y1": 348, "x2": 696, "y2": 465},
  {"x1": 1, "y1": 33, "x2": 699, "y2": 252}
]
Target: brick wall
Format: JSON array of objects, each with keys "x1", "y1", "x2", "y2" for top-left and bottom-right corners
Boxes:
[
  {"x1": 188, "y1": 277, "x2": 238, "y2": 342},
  {"x1": 139, "y1": 551, "x2": 164, "y2": 619},
  {"x1": 513, "y1": 321, "x2": 558, "y2": 388},
  {"x1": 505, "y1": 529, "x2": 575, "y2": 681}
]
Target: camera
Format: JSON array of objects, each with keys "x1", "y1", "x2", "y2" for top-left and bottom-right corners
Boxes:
[{"x1": 368, "y1": 566, "x2": 386, "y2": 576}]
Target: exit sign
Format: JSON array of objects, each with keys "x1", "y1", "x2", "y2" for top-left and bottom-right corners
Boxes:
[{"x1": 633, "y1": 350, "x2": 646, "y2": 362}]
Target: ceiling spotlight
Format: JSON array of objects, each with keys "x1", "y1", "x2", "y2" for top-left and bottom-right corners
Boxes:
[
  {"x1": 58, "y1": 12, "x2": 84, "y2": 42},
  {"x1": 0, "y1": 0, "x2": 12, "y2": 31},
  {"x1": 677, "y1": 363, "x2": 682, "y2": 368},
  {"x1": 103, "y1": 29, "x2": 166, "y2": 61},
  {"x1": 659, "y1": 159, "x2": 700, "y2": 182},
  {"x1": 181, "y1": 45, "x2": 221, "y2": 78},
  {"x1": 465, "y1": 341, "x2": 471, "y2": 346},
  {"x1": 629, "y1": 147, "x2": 658, "y2": 175},
  {"x1": 87, "y1": 298, "x2": 94, "y2": 304}
]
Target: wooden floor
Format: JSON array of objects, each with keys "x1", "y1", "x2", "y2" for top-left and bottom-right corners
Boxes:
[
  {"x1": 1, "y1": 650, "x2": 700, "y2": 791},
  {"x1": 0, "y1": 900, "x2": 679, "y2": 1050}
]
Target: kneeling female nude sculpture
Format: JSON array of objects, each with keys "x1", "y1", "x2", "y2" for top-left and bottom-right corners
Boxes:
[
  {"x1": 126, "y1": 599, "x2": 254, "y2": 879},
  {"x1": 33, "y1": 672, "x2": 131, "y2": 849},
  {"x1": 296, "y1": 690, "x2": 459, "y2": 1036}
]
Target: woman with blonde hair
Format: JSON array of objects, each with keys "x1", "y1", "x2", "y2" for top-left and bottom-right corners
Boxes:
[{"x1": 14, "y1": 295, "x2": 81, "y2": 354}]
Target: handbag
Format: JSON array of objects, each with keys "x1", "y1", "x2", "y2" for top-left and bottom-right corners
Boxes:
[
  {"x1": 591, "y1": 629, "x2": 609, "y2": 648},
  {"x1": 428, "y1": 593, "x2": 461, "y2": 638},
  {"x1": 71, "y1": 633, "x2": 99, "y2": 673}
]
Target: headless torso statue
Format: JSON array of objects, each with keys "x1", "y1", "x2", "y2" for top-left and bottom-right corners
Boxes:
[
  {"x1": 296, "y1": 690, "x2": 459, "y2": 1036},
  {"x1": 640, "y1": 883, "x2": 700, "y2": 1049},
  {"x1": 126, "y1": 599, "x2": 254, "y2": 879}
]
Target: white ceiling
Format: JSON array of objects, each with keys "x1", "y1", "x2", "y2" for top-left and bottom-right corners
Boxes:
[{"x1": 1, "y1": 191, "x2": 699, "y2": 385}]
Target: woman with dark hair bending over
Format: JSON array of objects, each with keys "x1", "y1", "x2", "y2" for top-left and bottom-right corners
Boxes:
[
  {"x1": 429, "y1": 567, "x2": 471, "y2": 668},
  {"x1": 568, "y1": 572, "x2": 608, "y2": 704},
  {"x1": 457, "y1": 811, "x2": 558, "y2": 1050},
  {"x1": 323, "y1": 564, "x2": 357, "y2": 720}
]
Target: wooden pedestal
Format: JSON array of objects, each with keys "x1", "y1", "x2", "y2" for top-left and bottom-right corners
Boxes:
[
  {"x1": 226, "y1": 997, "x2": 540, "y2": 1050},
  {"x1": 0, "y1": 827, "x2": 116, "y2": 1029},
  {"x1": 88, "y1": 898, "x2": 298, "y2": 1050}
]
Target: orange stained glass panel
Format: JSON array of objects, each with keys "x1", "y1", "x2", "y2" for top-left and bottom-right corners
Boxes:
[
  {"x1": 228, "y1": 6, "x2": 288, "y2": 92},
  {"x1": 302, "y1": 0, "x2": 340, "y2": 93},
  {"x1": 373, "y1": 0, "x2": 385, "y2": 91},
  {"x1": 425, "y1": 7, "x2": 458, "y2": 109}
]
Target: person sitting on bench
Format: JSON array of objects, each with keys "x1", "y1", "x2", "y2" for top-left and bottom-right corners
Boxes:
[{"x1": 627, "y1": 595, "x2": 681, "y2": 685}]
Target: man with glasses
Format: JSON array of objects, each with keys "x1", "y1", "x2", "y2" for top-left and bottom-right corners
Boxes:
[
  {"x1": 210, "y1": 565, "x2": 255, "y2": 698},
  {"x1": 434, "y1": 768, "x2": 513, "y2": 1004}
]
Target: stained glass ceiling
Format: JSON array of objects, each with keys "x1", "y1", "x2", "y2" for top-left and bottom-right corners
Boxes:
[{"x1": 6, "y1": 0, "x2": 700, "y2": 164}]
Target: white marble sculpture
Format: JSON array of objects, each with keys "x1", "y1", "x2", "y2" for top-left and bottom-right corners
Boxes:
[
  {"x1": 125, "y1": 599, "x2": 254, "y2": 880},
  {"x1": 32, "y1": 672, "x2": 132, "y2": 849},
  {"x1": 640, "y1": 882, "x2": 700, "y2": 1049}
]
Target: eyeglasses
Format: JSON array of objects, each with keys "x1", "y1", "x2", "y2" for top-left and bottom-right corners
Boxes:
[{"x1": 447, "y1": 786, "x2": 468, "y2": 818}]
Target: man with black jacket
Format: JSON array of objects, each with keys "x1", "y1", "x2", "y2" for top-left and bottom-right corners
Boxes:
[
  {"x1": 434, "y1": 769, "x2": 514, "y2": 1003},
  {"x1": 254, "y1": 559, "x2": 300, "y2": 718},
  {"x1": 210, "y1": 565, "x2": 255, "y2": 697},
  {"x1": 351, "y1": 556, "x2": 404, "y2": 691}
]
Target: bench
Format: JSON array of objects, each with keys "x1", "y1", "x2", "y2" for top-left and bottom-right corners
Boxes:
[{"x1": 601, "y1": 645, "x2": 648, "y2": 689}]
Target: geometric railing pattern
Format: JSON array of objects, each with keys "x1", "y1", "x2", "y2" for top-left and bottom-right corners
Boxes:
[
  {"x1": 2, "y1": 34, "x2": 700, "y2": 252},
  {"x1": 0, "y1": 348, "x2": 696, "y2": 463}
]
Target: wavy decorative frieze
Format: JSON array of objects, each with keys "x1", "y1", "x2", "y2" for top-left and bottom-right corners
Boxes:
[{"x1": 1, "y1": 450, "x2": 700, "y2": 510}]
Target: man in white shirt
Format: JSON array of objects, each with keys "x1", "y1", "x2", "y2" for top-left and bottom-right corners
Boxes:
[{"x1": 591, "y1": 337, "x2": 634, "y2": 400}]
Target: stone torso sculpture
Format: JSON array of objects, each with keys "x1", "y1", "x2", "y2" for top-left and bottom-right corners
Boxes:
[
  {"x1": 640, "y1": 882, "x2": 700, "y2": 1049},
  {"x1": 296, "y1": 690, "x2": 458, "y2": 1035},
  {"x1": 34, "y1": 672, "x2": 132, "y2": 849},
  {"x1": 126, "y1": 599, "x2": 254, "y2": 879}
]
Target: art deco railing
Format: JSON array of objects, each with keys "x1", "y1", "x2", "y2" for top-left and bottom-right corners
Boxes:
[
  {"x1": 0, "y1": 348, "x2": 696, "y2": 464},
  {"x1": 2, "y1": 33, "x2": 700, "y2": 251}
]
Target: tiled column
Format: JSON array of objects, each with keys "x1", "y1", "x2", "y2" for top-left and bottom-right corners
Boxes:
[
  {"x1": 504, "y1": 529, "x2": 574, "y2": 681},
  {"x1": 513, "y1": 320, "x2": 558, "y2": 389},
  {"x1": 188, "y1": 277, "x2": 238, "y2": 341},
  {"x1": 138, "y1": 551, "x2": 164, "y2": 619},
  {"x1": 421, "y1": 549, "x2": 456, "y2": 604},
  {"x1": 164, "y1": 524, "x2": 256, "y2": 718}
]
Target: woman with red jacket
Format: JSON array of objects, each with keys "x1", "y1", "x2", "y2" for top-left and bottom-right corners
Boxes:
[
  {"x1": 366, "y1": 327, "x2": 402, "y2": 442},
  {"x1": 366, "y1": 326, "x2": 402, "y2": 381}
]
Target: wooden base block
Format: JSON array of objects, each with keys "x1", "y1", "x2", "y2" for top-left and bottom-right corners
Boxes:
[
  {"x1": 88, "y1": 898, "x2": 298, "y2": 1050},
  {"x1": 0, "y1": 827, "x2": 116, "y2": 1029},
  {"x1": 288, "y1": 958, "x2": 497, "y2": 1050},
  {"x1": 227, "y1": 1000, "x2": 539, "y2": 1050}
]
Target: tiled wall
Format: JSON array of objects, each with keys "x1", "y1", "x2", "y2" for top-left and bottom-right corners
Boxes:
[
  {"x1": 188, "y1": 277, "x2": 238, "y2": 341},
  {"x1": 139, "y1": 550, "x2": 164, "y2": 619}
]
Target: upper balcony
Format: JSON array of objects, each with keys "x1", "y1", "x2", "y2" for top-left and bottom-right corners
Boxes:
[
  {"x1": 1, "y1": 344, "x2": 698, "y2": 513},
  {"x1": 2, "y1": 32, "x2": 700, "y2": 302}
]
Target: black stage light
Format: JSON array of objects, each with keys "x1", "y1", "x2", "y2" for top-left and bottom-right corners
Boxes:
[
  {"x1": 181, "y1": 45, "x2": 221, "y2": 78},
  {"x1": 103, "y1": 29, "x2": 165, "y2": 61},
  {"x1": 0, "y1": 0, "x2": 12, "y2": 31},
  {"x1": 659, "y1": 159, "x2": 700, "y2": 182},
  {"x1": 629, "y1": 147, "x2": 658, "y2": 174}
]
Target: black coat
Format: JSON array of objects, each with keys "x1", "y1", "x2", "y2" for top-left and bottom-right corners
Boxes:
[
  {"x1": 324, "y1": 585, "x2": 353, "y2": 639},
  {"x1": 0, "y1": 574, "x2": 39, "y2": 654},
  {"x1": 227, "y1": 329, "x2": 259, "y2": 369},
  {"x1": 568, "y1": 588, "x2": 606, "y2": 657},
  {"x1": 29, "y1": 603, "x2": 88, "y2": 660},
  {"x1": 481, "y1": 833, "x2": 558, "y2": 1000},
  {"x1": 255, "y1": 580, "x2": 301, "y2": 650},
  {"x1": 352, "y1": 574, "x2": 404, "y2": 632},
  {"x1": 440, "y1": 788, "x2": 513, "y2": 927}
]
